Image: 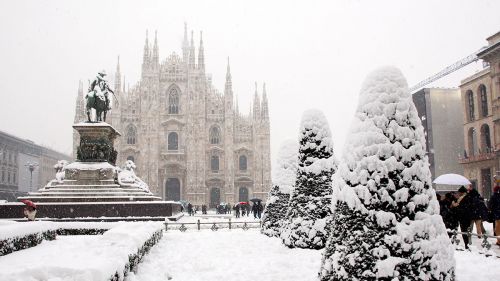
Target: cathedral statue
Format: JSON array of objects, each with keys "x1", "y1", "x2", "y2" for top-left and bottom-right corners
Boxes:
[{"x1": 86, "y1": 70, "x2": 116, "y2": 122}]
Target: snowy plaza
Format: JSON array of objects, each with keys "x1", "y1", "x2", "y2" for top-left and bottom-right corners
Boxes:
[
  {"x1": 1, "y1": 215, "x2": 500, "y2": 281},
  {"x1": 2, "y1": 1, "x2": 500, "y2": 281}
]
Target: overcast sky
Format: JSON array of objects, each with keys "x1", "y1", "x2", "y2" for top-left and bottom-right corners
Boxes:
[{"x1": 0, "y1": 0, "x2": 499, "y2": 165}]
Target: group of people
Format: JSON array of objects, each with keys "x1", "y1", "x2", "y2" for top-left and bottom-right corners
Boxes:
[
  {"x1": 438, "y1": 185, "x2": 500, "y2": 249},
  {"x1": 233, "y1": 202, "x2": 263, "y2": 219}
]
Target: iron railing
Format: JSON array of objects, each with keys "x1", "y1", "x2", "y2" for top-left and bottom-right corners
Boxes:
[
  {"x1": 448, "y1": 228, "x2": 500, "y2": 257},
  {"x1": 164, "y1": 218, "x2": 262, "y2": 232}
]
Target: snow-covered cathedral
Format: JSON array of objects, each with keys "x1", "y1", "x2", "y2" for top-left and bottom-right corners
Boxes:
[{"x1": 73, "y1": 24, "x2": 272, "y2": 206}]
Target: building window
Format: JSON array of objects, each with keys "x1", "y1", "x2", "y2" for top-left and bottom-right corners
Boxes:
[
  {"x1": 126, "y1": 125, "x2": 136, "y2": 145},
  {"x1": 13, "y1": 173, "x2": 16, "y2": 184},
  {"x1": 209, "y1": 126, "x2": 221, "y2": 145},
  {"x1": 468, "y1": 127, "x2": 478, "y2": 156},
  {"x1": 7, "y1": 172, "x2": 10, "y2": 184},
  {"x1": 239, "y1": 155, "x2": 247, "y2": 171},
  {"x1": 479, "y1": 84, "x2": 488, "y2": 117},
  {"x1": 168, "y1": 88, "x2": 179, "y2": 114},
  {"x1": 480, "y1": 124, "x2": 492, "y2": 153},
  {"x1": 1, "y1": 170, "x2": 4, "y2": 182},
  {"x1": 211, "y1": 155, "x2": 219, "y2": 171},
  {"x1": 168, "y1": 132, "x2": 179, "y2": 150},
  {"x1": 127, "y1": 156, "x2": 135, "y2": 162},
  {"x1": 467, "y1": 90, "x2": 475, "y2": 121}
]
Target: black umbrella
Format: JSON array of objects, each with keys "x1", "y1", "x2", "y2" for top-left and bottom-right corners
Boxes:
[{"x1": 250, "y1": 198, "x2": 262, "y2": 203}]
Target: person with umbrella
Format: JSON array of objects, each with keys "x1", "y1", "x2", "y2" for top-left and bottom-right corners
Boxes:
[
  {"x1": 21, "y1": 200, "x2": 37, "y2": 221},
  {"x1": 451, "y1": 186, "x2": 473, "y2": 249}
]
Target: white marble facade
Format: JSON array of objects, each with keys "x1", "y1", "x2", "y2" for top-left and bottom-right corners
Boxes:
[{"x1": 74, "y1": 25, "x2": 271, "y2": 206}]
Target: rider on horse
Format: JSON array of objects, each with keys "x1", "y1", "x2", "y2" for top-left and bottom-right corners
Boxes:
[
  {"x1": 88, "y1": 70, "x2": 114, "y2": 110},
  {"x1": 86, "y1": 70, "x2": 116, "y2": 122}
]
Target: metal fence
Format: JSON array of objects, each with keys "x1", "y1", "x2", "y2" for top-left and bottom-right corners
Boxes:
[
  {"x1": 448, "y1": 228, "x2": 499, "y2": 257},
  {"x1": 164, "y1": 219, "x2": 262, "y2": 232}
]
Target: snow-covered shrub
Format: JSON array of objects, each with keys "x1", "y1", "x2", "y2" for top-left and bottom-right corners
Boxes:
[
  {"x1": 118, "y1": 160, "x2": 150, "y2": 192},
  {"x1": 280, "y1": 109, "x2": 337, "y2": 249},
  {"x1": 54, "y1": 160, "x2": 69, "y2": 183},
  {"x1": 319, "y1": 67, "x2": 455, "y2": 280},
  {"x1": 262, "y1": 139, "x2": 298, "y2": 237}
]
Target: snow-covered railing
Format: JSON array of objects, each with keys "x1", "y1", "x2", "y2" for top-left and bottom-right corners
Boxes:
[
  {"x1": 165, "y1": 219, "x2": 262, "y2": 232},
  {"x1": 448, "y1": 229, "x2": 500, "y2": 257}
]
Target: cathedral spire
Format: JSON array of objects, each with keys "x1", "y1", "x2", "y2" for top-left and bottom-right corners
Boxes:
[
  {"x1": 253, "y1": 82, "x2": 261, "y2": 121},
  {"x1": 74, "y1": 80, "x2": 84, "y2": 123},
  {"x1": 115, "y1": 56, "x2": 121, "y2": 94},
  {"x1": 182, "y1": 22, "x2": 189, "y2": 64},
  {"x1": 261, "y1": 83, "x2": 269, "y2": 121},
  {"x1": 198, "y1": 31, "x2": 205, "y2": 73},
  {"x1": 142, "y1": 30, "x2": 150, "y2": 76},
  {"x1": 152, "y1": 30, "x2": 159, "y2": 66},
  {"x1": 225, "y1": 57, "x2": 232, "y2": 89},
  {"x1": 189, "y1": 30, "x2": 196, "y2": 69},
  {"x1": 143, "y1": 30, "x2": 150, "y2": 64}
]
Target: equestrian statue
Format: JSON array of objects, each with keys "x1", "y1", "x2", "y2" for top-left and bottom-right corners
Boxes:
[{"x1": 86, "y1": 70, "x2": 117, "y2": 122}]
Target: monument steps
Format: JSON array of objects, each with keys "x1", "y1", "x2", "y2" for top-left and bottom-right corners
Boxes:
[{"x1": 17, "y1": 195, "x2": 161, "y2": 202}]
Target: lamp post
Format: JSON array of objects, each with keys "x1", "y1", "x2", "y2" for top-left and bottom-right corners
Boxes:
[{"x1": 24, "y1": 162, "x2": 39, "y2": 190}]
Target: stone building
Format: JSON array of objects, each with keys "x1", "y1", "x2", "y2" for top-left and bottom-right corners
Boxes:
[
  {"x1": 0, "y1": 130, "x2": 71, "y2": 201},
  {"x1": 460, "y1": 31, "x2": 500, "y2": 198},
  {"x1": 412, "y1": 88, "x2": 464, "y2": 193},
  {"x1": 73, "y1": 25, "x2": 272, "y2": 207}
]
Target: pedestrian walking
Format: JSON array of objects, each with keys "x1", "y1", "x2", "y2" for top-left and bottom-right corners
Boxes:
[
  {"x1": 469, "y1": 188, "x2": 488, "y2": 237},
  {"x1": 451, "y1": 186, "x2": 473, "y2": 249},
  {"x1": 187, "y1": 203, "x2": 193, "y2": 216},
  {"x1": 489, "y1": 185, "x2": 500, "y2": 246},
  {"x1": 234, "y1": 204, "x2": 240, "y2": 218}
]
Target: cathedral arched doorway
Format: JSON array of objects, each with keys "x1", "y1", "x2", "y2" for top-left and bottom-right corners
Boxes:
[
  {"x1": 210, "y1": 187, "x2": 220, "y2": 208},
  {"x1": 165, "y1": 178, "x2": 181, "y2": 201},
  {"x1": 239, "y1": 187, "x2": 249, "y2": 202}
]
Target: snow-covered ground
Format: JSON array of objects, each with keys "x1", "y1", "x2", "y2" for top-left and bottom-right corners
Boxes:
[
  {"x1": 128, "y1": 229, "x2": 500, "y2": 281},
  {"x1": 0, "y1": 220, "x2": 498, "y2": 281},
  {"x1": 127, "y1": 230, "x2": 322, "y2": 281}
]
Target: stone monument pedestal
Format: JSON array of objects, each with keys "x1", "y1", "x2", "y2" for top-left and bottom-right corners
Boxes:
[{"x1": 4, "y1": 122, "x2": 182, "y2": 221}]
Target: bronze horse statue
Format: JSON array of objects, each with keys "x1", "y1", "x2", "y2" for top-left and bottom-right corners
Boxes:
[
  {"x1": 85, "y1": 71, "x2": 115, "y2": 123},
  {"x1": 86, "y1": 91, "x2": 108, "y2": 122}
]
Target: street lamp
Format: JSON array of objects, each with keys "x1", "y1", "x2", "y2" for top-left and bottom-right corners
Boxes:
[{"x1": 24, "y1": 162, "x2": 39, "y2": 190}]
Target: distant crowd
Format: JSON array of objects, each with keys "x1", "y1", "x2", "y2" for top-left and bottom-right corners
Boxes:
[
  {"x1": 183, "y1": 201, "x2": 264, "y2": 219},
  {"x1": 438, "y1": 185, "x2": 500, "y2": 249}
]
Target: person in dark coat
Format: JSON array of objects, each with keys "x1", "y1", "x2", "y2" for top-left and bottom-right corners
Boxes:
[
  {"x1": 489, "y1": 185, "x2": 500, "y2": 246},
  {"x1": 256, "y1": 201, "x2": 263, "y2": 219},
  {"x1": 451, "y1": 186, "x2": 473, "y2": 249},
  {"x1": 187, "y1": 203, "x2": 193, "y2": 216},
  {"x1": 438, "y1": 193, "x2": 458, "y2": 231},
  {"x1": 234, "y1": 204, "x2": 240, "y2": 218},
  {"x1": 468, "y1": 188, "x2": 488, "y2": 237}
]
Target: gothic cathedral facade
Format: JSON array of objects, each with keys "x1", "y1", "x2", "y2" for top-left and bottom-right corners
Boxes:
[{"x1": 73, "y1": 25, "x2": 272, "y2": 207}]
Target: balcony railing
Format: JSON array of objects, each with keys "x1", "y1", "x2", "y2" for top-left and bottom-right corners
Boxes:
[{"x1": 459, "y1": 149, "x2": 497, "y2": 164}]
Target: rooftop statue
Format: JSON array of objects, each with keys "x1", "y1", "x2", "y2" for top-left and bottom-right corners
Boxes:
[{"x1": 86, "y1": 70, "x2": 117, "y2": 122}]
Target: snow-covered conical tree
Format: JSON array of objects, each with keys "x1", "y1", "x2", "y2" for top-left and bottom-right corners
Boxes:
[
  {"x1": 262, "y1": 139, "x2": 298, "y2": 237},
  {"x1": 319, "y1": 67, "x2": 455, "y2": 280},
  {"x1": 281, "y1": 109, "x2": 337, "y2": 249}
]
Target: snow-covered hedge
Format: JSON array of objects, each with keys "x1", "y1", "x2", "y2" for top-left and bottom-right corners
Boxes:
[
  {"x1": 0, "y1": 222, "x2": 164, "y2": 281},
  {"x1": 281, "y1": 109, "x2": 338, "y2": 249},
  {"x1": 0, "y1": 221, "x2": 58, "y2": 256},
  {"x1": 319, "y1": 67, "x2": 455, "y2": 280}
]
